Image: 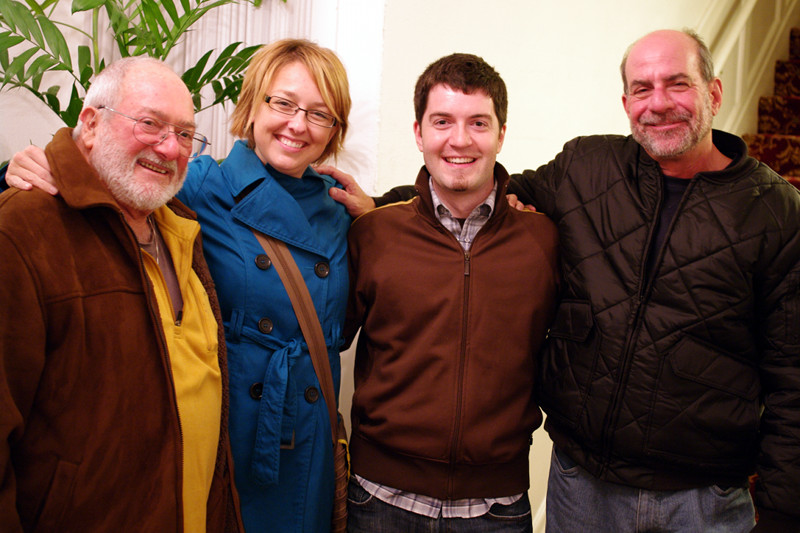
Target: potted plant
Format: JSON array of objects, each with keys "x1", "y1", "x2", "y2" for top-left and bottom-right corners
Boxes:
[{"x1": 0, "y1": 0, "x2": 278, "y2": 127}]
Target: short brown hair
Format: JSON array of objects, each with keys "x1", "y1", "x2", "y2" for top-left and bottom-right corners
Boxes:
[
  {"x1": 413, "y1": 53, "x2": 507, "y2": 127},
  {"x1": 230, "y1": 39, "x2": 351, "y2": 163}
]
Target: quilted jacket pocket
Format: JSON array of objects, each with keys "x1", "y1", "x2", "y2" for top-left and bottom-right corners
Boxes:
[
  {"x1": 669, "y1": 336, "x2": 759, "y2": 400},
  {"x1": 547, "y1": 300, "x2": 594, "y2": 342},
  {"x1": 646, "y1": 336, "x2": 760, "y2": 466}
]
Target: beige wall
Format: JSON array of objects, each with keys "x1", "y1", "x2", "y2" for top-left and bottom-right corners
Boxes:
[{"x1": 373, "y1": 0, "x2": 711, "y2": 194}]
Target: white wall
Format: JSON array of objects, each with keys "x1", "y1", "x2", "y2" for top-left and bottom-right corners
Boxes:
[{"x1": 374, "y1": 0, "x2": 714, "y2": 194}]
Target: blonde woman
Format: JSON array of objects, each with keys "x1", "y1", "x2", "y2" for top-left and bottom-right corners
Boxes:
[{"x1": 182, "y1": 39, "x2": 351, "y2": 532}]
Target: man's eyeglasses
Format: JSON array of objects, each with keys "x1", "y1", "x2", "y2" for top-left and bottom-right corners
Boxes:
[
  {"x1": 97, "y1": 105, "x2": 209, "y2": 159},
  {"x1": 264, "y1": 96, "x2": 338, "y2": 128}
]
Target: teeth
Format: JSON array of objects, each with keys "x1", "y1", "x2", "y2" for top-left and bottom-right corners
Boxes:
[
  {"x1": 140, "y1": 160, "x2": 168, "y2": 174},
  {"x1": 446, "y1": 157, "x2": 475, "y2": 164},
  {"x1": 279, "y1": 136, "x2": 304, "y2": 149}
]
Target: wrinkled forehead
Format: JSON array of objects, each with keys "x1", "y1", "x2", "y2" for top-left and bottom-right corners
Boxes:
[
  {"x1": 118, "y1": 66, "x2": 195, "y2": 126},
  {"x1": 626, "y1": 33, "x2": 702, "y2": 81}
]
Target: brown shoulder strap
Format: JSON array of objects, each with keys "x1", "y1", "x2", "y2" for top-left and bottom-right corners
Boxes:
[{"x1": 251, "y1": 230, "x2": 338, "y2": 445}]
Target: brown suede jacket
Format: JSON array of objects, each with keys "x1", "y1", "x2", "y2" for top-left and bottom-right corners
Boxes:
[
  {"x1": 0, "y1": 128, "x2": 242, "y2": 532},
  {"x1": 345, "y1": 163, "x2": 559, "y2": 500}
]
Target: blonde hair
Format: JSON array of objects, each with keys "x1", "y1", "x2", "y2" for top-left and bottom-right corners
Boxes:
[{"x1": 230, "y1": 39, "x2": 351, "y2": 163}]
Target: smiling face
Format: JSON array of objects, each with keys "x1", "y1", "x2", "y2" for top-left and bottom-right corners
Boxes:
[
  {"x1": 414, "y1": 84, "x2": 505, "y2": 213},
  {"x1": 250, "y1": 61, "x2": 338, "y2": 178},
  {"x1": 83, "y1": 62, "x2": 194, "y2": 215},
  {"x1": 622, "y1": 30, "x2": 721, "y2": 163}
]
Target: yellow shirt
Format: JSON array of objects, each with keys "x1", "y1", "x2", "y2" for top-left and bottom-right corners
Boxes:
[{"x1": 142, "y1": 205, "x2": 222, "y2": 533}]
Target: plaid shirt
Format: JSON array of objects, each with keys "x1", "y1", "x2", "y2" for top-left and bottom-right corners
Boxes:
[
  {"x1": 354, "y1": 475, "x2": 522, "y2": 519},
  {"x1": 354, "y1": 178, "x2": 523, "y2": 519}
]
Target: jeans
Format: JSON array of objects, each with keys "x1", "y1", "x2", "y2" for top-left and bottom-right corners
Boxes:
[
  {"x1": 546, "y1": 446, "x2": 756, "y2": 533},
  {"x1": 347, "y1": 477, "x2": 533, "y2": 533}
]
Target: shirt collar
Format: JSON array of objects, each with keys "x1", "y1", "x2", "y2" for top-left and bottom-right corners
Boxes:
[{"x1": 429, "y1": 177, "x2": 497, "y2": 221}]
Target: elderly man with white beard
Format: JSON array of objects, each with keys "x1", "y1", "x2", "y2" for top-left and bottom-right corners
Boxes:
[{"x1": 0, "y1": 57, "x2": 241, "y2": 532}]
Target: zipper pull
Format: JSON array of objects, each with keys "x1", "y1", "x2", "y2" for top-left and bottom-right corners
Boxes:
[{"x1": 464, "y1": 252, "x2": 471, "y2": 276}]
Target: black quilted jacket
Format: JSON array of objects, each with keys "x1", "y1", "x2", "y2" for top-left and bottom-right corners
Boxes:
[{"x1": 511, "y1": 130, "x2": 800, "y2": 526}]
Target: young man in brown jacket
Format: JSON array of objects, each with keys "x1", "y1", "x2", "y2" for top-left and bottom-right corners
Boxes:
[
  {"x1": 336, "y1": 53, "x2": 559, "y2": 533},
  {"x1": 0, "y1": 57, "x2": 241, "y2": 532}
]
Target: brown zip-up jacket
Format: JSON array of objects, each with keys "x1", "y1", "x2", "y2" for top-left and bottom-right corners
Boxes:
[
  {"x1": 0, "y1": 128, "x2": 242, "y2": 532},
  {"x1": 344, "y1": 163, "x2": 559, "y2": 500}
]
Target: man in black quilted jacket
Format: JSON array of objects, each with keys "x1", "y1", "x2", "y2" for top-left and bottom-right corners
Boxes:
[{"x1": 325, "y1": 28, "x2": 800, "y2": 533}]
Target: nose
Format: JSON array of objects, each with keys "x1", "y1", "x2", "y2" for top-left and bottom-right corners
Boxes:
[
  {"x1": 152, "y1": 131, "x2": 183, "y2": 161},
  {"x1": 287, "y1": 111, "x2": 308, "y2": 133},
  {"x1": 647, "y1": 87, "x2": 675, "y2": 113},
  {"x1": 449, "y1": 124, "x2": 472, "y2": 148}
]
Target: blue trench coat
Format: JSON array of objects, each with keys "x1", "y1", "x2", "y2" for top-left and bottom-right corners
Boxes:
[{"x1": 178, "y1": 141, "x2": 350, "y2": 532}]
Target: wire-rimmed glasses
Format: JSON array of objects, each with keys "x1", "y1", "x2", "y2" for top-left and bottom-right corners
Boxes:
[{"x1": 97, "y1": 105, "x2": 209, "y2": 159}]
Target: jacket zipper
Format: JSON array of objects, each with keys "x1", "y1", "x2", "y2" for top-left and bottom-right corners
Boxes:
[
  {"x1": 128, "y1": 216, "x2": 185, "y2": 532},
  {"x1": 597, "y1": 177, "x2": 696, "y2": 475},
  {"x1": 447, "y1": 250, "x2": 471, "y2": 497}
]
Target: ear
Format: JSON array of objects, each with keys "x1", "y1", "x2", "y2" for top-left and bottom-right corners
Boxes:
[
  {"x1": 414, "y1": 121, "x2": 423, "y2": 152},
  {"x1": 621, "y1": 92, "x2": 629, "y2": 113},
  {"x1": 496, "y1": 124, "x2": 507, "y2": 154},
  {"x1": 709, "y1": 78, "x2": 723, "y2": 116},
  {"x1": 78, "y1": 107, "x2": 100, "y2": 149}
]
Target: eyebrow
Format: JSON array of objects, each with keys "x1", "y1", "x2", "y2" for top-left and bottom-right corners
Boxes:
[
  {"x1": 139, "y1": 107, "x2": 196, "y2": 129},
  {"x1": 630, "y1": 73, "x2": 692, "y2": 87},
  {"x1": 428, "y1": 112, "x2": 494, "y2": 121},
  {"x1": 271, "y1": 91, "x2": 329, "y2": 110}
]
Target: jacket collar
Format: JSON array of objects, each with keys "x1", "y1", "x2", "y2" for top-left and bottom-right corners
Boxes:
[
  {"x1": 635, "y1": 129, "x2": 756, "y2": 183},
  {"x1": 219, "y1": 140, "x2": 339, "y2": 199},
  {"x1": 223, "y1": 140, "x2": 336, "y2": 256},
  {"x1": 413, "y1": 162, "x2": 511, "y2": 222},
  {"x1": 47, "y1": 127, "x2": 121, "y2": 212}
]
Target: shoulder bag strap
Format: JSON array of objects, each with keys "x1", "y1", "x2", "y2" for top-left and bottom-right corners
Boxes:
[{"x1": 251, "y1": 230, "x2": 338, "y2": 445}]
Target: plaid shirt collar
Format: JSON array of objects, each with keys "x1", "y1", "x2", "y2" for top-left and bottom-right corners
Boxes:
[{"x1": 429, "y1": 177, "x2": 497, "y2": 251}]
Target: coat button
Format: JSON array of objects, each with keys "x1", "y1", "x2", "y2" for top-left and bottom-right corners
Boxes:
[
  {"x1": 258, "y1": 318, "x2": 274, "y2": 334},
  {"x1": 249, "y1": 383, "x2": 263, "y2": 400},
  {"x1": 314, "y1": 262, "x2": 330, "y2": 278},
  {"x1": 255, "y1": 254, "x2": 272, "y2": 270},
  {"x1": 304, "y1": 386, "x2": 320, "y2": 403}
]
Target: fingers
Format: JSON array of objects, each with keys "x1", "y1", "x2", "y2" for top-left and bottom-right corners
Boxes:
[
  {"x1": 314, "y1": 164, "x2": 356, "y2": 188},
  {"x1": 5, "y1": 173, "x2": 33, "y2": 191},
  {"x1": 506, "y1": 193, "x2": 524, "y2": 211},
  {"x1": 315, "y1": 164, "x2": 376, "y2": 218},
  {"x1": 505, "y1": 193, "x2": 536, "y2": 212},
  {"x1": 328, "y1": 185, "x2": 376, "y2": 219},
  {"x1": 8, "y1": 145, "x2": 59, "y2": 195},
  {"x1": 25, "y1": 144, "x2": 50, "y2": 170}
]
